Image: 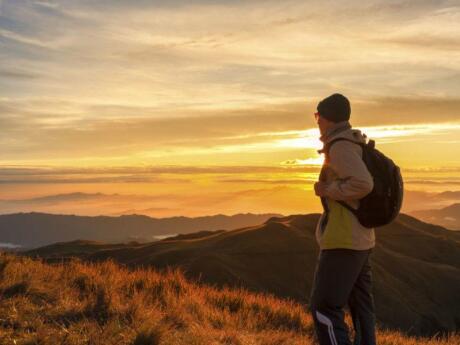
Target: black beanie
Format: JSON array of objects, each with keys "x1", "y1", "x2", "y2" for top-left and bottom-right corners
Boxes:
[{"x1": 316, "y1": 93, "x2": 351, "y2": 123}]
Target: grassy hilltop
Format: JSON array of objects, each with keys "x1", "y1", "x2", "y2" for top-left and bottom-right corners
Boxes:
[
  {"x1": 24, "y1": 213, "x2": 460, "y2": 336},
  {"x1": 0, "y1": 253, "x2": 458, "y2": 345}
]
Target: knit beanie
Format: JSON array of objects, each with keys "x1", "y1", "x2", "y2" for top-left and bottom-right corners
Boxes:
[{"x1": 316, "y1": 93, "x2": 351, "y2": 123}]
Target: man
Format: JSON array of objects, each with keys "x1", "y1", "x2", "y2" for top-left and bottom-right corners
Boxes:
[{"x1": 309, "y1": 93, "x2": 377, "y2": 345}]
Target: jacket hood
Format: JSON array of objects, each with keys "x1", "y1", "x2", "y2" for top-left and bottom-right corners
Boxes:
[
  {"x1": 329, "y1": 127, "x2": 367, "y2": 144},
  {"x1": 320, "y1": 121, "x2": 367, "y2": 145}
]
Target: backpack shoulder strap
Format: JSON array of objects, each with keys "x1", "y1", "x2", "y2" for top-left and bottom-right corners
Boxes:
[{"x1": 317, "y1": 137, "x2": 372, "y2": 216}]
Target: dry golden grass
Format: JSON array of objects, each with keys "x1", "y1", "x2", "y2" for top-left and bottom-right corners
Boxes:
[{"x1": 0, "y1": 252, "x2": 458, "y2": 345}]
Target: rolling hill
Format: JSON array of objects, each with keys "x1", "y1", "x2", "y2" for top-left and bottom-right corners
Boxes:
[{"x1": 23, "y1": 213, "x2": 460, "y2": 337}]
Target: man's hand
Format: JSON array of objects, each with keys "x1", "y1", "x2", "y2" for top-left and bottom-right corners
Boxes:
[{"x1": 314, "y1": 181, "x2": 329, "y2": 197}]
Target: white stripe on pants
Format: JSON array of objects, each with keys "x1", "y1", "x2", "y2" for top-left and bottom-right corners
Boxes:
[{"x1": 316, "y1": 310, "x2": 338, "y2": 345}]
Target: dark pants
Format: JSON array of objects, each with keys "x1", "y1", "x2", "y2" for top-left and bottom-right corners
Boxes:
[{"x1": 309, "y1": 248, "x2": 376, "y2": 345}]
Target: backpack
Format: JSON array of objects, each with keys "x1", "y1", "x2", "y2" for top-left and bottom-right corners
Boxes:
[{"x1": 322, "y1": 138, "x2": 404, "y2": 228}]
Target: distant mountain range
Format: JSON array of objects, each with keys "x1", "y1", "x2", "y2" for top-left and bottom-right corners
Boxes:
[
  {"x1": 0, "y1": 212, "x2": 282, "y2": 248},
  {"x1": 2, "y1": 189, "x2": 460, "y2": 218},
  {"x1": 23, "y1": 213, "x2": 460, "y2": 336},
  {"x1": 410, "y1": 203, "x2": 460, "y2": 230}
]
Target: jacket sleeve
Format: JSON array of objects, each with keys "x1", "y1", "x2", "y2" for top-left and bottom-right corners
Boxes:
[{"x1": 324, "y1": 141, "x2": 374, "y2": 201}]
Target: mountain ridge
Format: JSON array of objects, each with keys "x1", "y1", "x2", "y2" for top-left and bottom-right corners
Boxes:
[
  {"x1": 0, "y1": 211, "x2": 283, "y2": 248},
  {"x1": 411, "y1": 203, "x2": 460, "y2": 230}
]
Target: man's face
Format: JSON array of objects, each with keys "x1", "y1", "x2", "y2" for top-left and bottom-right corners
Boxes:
[{"x1": 314, "y1": 112, "x2": 332, "y2": 135}]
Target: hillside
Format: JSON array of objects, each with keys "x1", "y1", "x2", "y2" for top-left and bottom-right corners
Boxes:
[
  {"x1": 24, "y1": 213, "x2": 460, "y2": 337},
  {"x1": 0, "y1": 253, "x2": 458, "y2": 345},
  {"x1": 411, "y1": 203, "x2": 460, "y2": 230},
  {"x1": 0, "y1": 212, "x2": 281, "y2": 248}
]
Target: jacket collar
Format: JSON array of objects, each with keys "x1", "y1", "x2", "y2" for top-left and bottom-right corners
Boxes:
[
  {"x1": 317, "y1": 121, "x2": 352, "y2": 155},
  {"x1": 319, "y1": 121, "x2": 352, "y2": 143}
]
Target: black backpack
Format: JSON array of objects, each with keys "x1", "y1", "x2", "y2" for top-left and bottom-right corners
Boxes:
[{"x1": 322, "y1": 138, "x2": 404, "y2": 228}]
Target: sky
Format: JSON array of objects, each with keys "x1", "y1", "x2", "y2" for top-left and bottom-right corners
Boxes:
[{"x1": 1, "y1": 0, "x2": 460, "y2": 217}]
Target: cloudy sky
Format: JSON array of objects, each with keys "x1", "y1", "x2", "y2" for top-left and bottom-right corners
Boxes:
[{"x1": 1, "y1": 0, "x2": 460, "y2": 216}]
